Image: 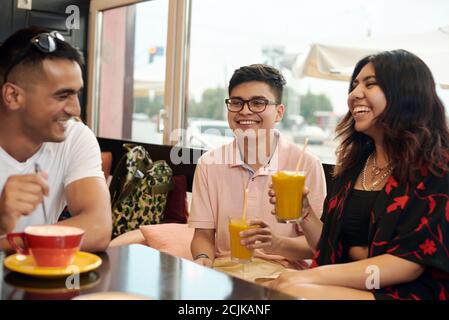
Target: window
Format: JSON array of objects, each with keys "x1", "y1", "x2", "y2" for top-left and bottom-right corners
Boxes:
[
  {"x1": 90, "y1": 0, "x2": 169, "y2": 145},
  {"x1": 185, "y1": 0, "x2": 449, "y2": 163},
  {"x1": 88, "y1": 0, "x2": 449, "y2": 164}
]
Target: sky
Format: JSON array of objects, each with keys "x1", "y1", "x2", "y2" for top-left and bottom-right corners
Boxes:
[{"x1": 132, "y1": 0, "x2": 449, "y2": 114}]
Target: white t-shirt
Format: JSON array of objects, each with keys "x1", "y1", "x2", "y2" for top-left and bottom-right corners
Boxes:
[{"x1": 0, "y1": 120, "x2": 105, "y2": 232}]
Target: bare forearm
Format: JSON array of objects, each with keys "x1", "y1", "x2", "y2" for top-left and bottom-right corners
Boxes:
[
  {"x1": 270, "y1": 235, "x2": 314, "y2": 261},
  {"x1": 299, "y1": 210, "x2": 323, "y2": 252},
  {"x1": 63, "y1": 178, "x2": 112, "y2": 252},
  {"x1": 58, "y1": 213, "x2": 111, "y2": 252},
  {"x1": 191, "y1": 229, "x2": 216, "y2": 260},
  {"x1": 300, "y1": 254, "x2": 425, "y2": 290}
]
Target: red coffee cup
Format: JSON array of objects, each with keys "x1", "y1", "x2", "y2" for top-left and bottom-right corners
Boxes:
[{"x1": 7, "y1": 225, "x2": 85, "y2": 268}]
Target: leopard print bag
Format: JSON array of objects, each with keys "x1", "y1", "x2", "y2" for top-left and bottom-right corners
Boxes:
[{"x1": 110, "y1": 144, "x2": 173, "y2": 238}]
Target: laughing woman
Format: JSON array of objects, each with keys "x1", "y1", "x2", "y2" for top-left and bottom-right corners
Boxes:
[{"x1": 268, "y1": 49, "x2": 449, "y2": 300}]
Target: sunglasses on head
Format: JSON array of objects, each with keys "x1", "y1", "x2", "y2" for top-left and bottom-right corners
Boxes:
[{"x1": 3, "y1": 31, "x2": 65, "y2": 84}]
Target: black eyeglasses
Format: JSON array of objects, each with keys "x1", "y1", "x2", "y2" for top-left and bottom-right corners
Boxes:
[
  {"x1": 225, "y1": 97, "x2": 279, "y2": 113},
  {"x1": 3, "y1": 31, "x2": 65, "y2": 84}
]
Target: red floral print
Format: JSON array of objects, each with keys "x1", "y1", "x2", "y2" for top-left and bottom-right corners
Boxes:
[
  {"x1": 386, "y1": 195, "x2": 409, "y2": 213},
  {"x1": 328, "y1": 197, "x2": 338, "y2": 212},
  {"x1": 419, "y1": 239, "x2": 437, "y2": 256},
  {"x1": 385, "y1": 176, "x2": 399, "y2": 195},
  {"x1": 415, "y1": 217, "x2": 429, "y2": 232},
  {"x1": 446, "y1": 200, "x2": 449, "y2": 222}
]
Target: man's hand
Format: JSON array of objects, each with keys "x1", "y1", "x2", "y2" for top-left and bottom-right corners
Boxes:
[
  {"x1": 0, "y1": 173, "x2": 48, "y2": 234},
  {"x1": 239, "y1": 219, "x2": 281, "y2": 253}
]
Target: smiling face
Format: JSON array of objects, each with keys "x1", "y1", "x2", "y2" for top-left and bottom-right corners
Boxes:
[
  {"x1": 20, "y1": 59, "x2": 83, "y2": 143},
  {"x1": 227, "y1": 81, "x2": 284, "y2": 134},
  {"x1": 347, "y1": 62, "x2": 387, "y2": 141}
]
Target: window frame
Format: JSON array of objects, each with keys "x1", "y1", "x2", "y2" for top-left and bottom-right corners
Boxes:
[{"x1": 87, "y1": 0, "x2": 191, "y2": 145}]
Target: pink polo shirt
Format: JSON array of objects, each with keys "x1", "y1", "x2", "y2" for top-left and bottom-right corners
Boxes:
[{"x1": 188, "y1": 133, "x2": 327, "y2": 264}]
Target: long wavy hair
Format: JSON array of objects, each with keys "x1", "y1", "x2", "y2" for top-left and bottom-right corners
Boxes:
[{"x1": 334, "y1": 49, "x2": 449, "y2": 184}]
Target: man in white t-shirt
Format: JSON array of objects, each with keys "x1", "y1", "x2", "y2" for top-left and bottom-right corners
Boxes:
[{"x1": 0, "y1": 27, "x2": 111, "y2": 252}]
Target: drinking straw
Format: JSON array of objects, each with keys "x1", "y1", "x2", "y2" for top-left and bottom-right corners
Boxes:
[
  {"x1": 241, "y1": 188, "x2": 249, "y2": 221},
  {"x1": 295, "y1": 137, "x2": 309, "y2": 173}
]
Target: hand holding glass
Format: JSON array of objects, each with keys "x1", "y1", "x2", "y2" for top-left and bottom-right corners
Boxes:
[
  {"x1": 271, "y1": 171, "x2": 306, "y2": 223},
  {"x1": 228, "y1": 218, "x2": 258, "y2": 264}
]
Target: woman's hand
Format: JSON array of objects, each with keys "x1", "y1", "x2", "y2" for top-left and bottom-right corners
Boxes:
[
  {"x1": 268, "y1": 183, "x2": 313, "y2": 222},
  {"x1": 268, "y1": 183, "x2": 277, "y2": 215},
  {"x1": 268, "y1": 270, "x2": 313, "y2": 292},
  {"x1": 239, "y1": 219, "x2": 281, "y2": 253}
]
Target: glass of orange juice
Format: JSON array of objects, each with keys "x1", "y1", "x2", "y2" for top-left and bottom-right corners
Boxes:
[
  {"x1": 271, "y1": 170, "x2": 306, "y2": 223},
  {"x1": 228, "y1": 218, "x2": 256, "y2": 264}
]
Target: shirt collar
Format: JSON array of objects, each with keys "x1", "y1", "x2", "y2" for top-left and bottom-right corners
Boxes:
[{"x1": 229, "y1": 130, "x2": 282, "y2": 176}]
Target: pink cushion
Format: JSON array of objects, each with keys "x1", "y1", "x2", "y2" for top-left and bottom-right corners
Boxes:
[
  {"x1": 163, "y1": 175, "x2": 189, "y2": 223},
  {"x1": 108, "y1": 229, "x2": 146, "y2": 247},
  {"x1": 140, "y1": 224, "x2": 194, "y2": 260}
]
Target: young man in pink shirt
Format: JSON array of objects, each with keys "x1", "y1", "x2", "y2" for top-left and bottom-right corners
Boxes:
[{"x1": 189, "y1": 64, "x2": 327, "y2": 272}]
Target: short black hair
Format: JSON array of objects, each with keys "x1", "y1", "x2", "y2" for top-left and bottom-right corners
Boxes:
[
  {"x1": 0, "y1": 26, "x2": 84, "y2": 86},
  {"x1": 228, "y1": 64, "x2": 286, "y2": 102}
]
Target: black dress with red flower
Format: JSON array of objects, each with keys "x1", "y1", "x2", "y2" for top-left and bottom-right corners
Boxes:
[{"x1": 312, "y1": 151, "x2": 449, "y2": 300}]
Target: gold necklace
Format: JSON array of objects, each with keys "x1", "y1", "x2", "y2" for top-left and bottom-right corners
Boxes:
[
  {"x1": 362, "y1": 153, "x2": 393, "y2": 191},
  {"x1": 371, "y1": 152, "x2": 390, "y2": 176}
]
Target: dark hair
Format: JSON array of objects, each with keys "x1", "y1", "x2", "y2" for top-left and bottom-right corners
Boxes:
[
  {"x1": 0, "y1": 26, "x2": 84, "y2": 86},
  {"x1": 228, "y1": 64, "x2": 286, "y2": 102},
  {"x1": 334, "y1": 49, "x2": 449, "y2": 183}
]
